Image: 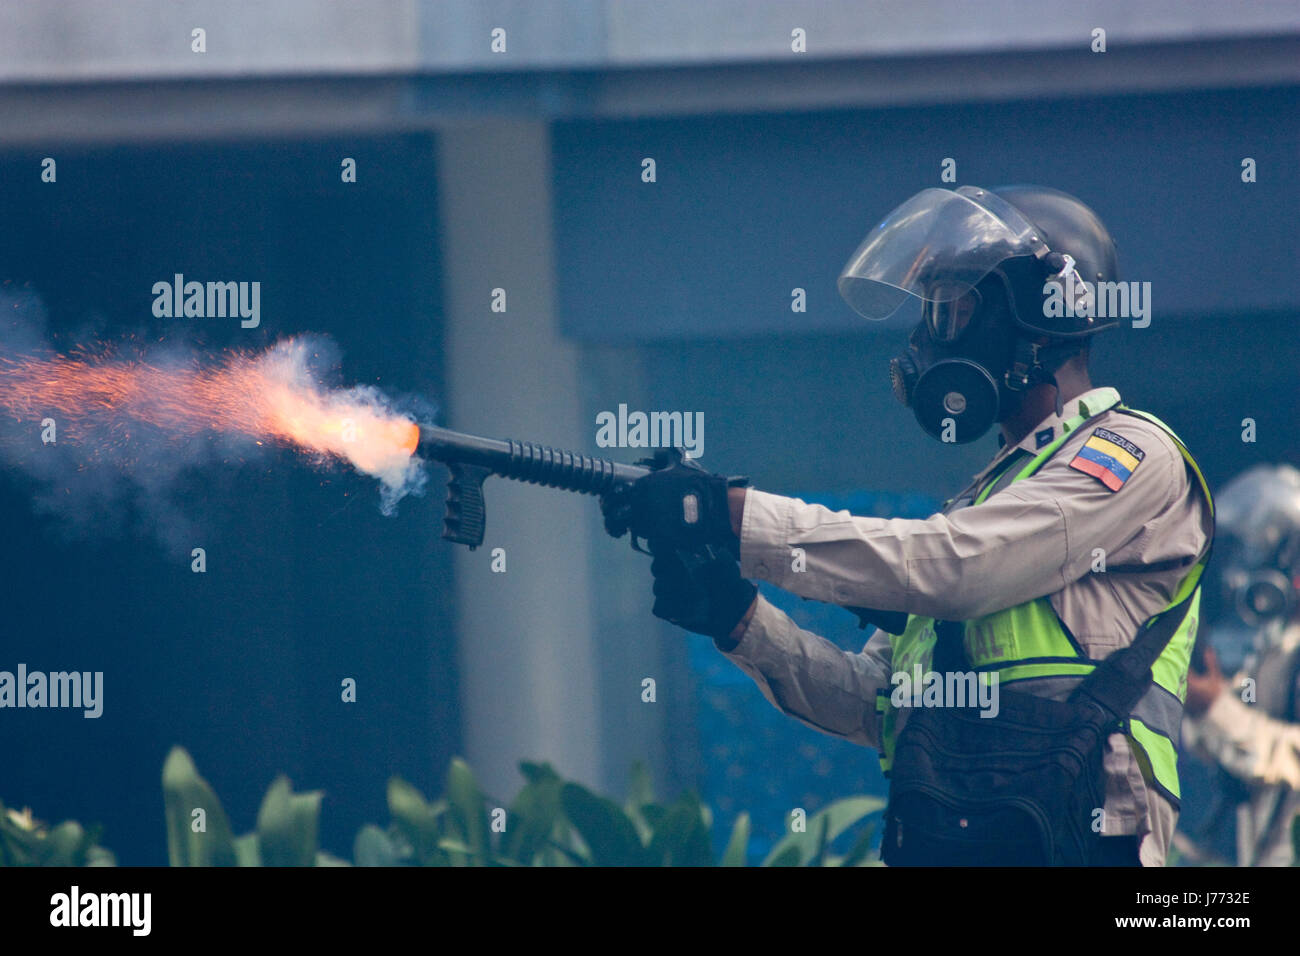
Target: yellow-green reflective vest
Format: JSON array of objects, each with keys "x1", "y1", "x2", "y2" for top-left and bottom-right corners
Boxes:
[{"x1": 875, "y1": 400, "x2": 1213, "y2": 807}]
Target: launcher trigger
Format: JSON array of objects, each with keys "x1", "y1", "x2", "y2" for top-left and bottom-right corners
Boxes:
[
  {"x1": 443, "y1": 462, "x2": 491, "y2": 550},
  {"x1": 635, "y1": 447, "x2": 685, "y2": 471}
]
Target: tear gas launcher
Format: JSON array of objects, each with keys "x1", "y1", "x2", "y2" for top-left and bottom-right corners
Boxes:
[
  {"x1": 414, "y1": 424, "x2": 654, "y2": 550},
  {"x1": 411, "y1": 423, "x2": 905, "y2": 634}
]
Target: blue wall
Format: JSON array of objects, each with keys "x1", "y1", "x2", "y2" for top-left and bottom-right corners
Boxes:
[{"x1": 555, "y1": 86, "x2": 1300, "y2": 341}]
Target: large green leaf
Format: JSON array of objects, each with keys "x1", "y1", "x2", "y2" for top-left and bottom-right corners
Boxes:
[
  {"x1": 808, "y1": 814, "x2": 831, "y2": 868},
  {"x1": 764, "y1": 844, "x2": 803, "y2": 868},
  {"x1": 760, "y1": 797, "x2": 884, "y2": 867},
  {"x1": 645, "y1": 794, "x2": 713, "y2": 867},
  {"x1": 162, "y1": 747, "x2": 238, "y2": 867},
  {"x1": 720, "y1": 812, "x2": 751, "y2": 867},
  {"x1": 625, "y1": 762, "x2": 655, "y2": 810},
  {"x1": 444, "y1": 758, "x2": 490, "y2": 866},
  {"x1": 85, "y1": 845, "x2": 117, "y2": 867},
  {"x1": 0, "y1": 808, "x2": 40, "y2": 865},
  {"x1": 232, "y1": 833, "x2": 261, "y2": 867},
  {"x1": 386, "y1": 778, "x2": 445, "y2": 865},
  {"x1": 559, "y1": 783, "x2": 647, "y2": 866},
  {"x1": 623, "y1": 762, "x2": 657, "y2": 843},
  {"x1": 256, "y1": 776, "x2": 322, "y2": 867},
  {"x1": 638, "y1": 803, "x2": 669, "y2": 830},
  {"x1": 0, "y1": 807, "x2": 114, "y2": 867},
  {"x1": 503, "y1": 763, "x2": 563, "y2": 866},
  {"x1": 354, "y1": 824, "x2": 400, "y2": 867},
  {"x1": 41, "y1": 821, "x2": 89, "y2": 866}
]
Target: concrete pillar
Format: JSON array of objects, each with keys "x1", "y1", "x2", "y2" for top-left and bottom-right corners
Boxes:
[{"x1": 435, "y1": 119, "x2": 604, "y2": 796}]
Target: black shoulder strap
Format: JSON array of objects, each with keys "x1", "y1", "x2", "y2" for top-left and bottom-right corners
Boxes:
[{"x1": 1069, "y1": 576, "x2": 1202, "y2": 722}]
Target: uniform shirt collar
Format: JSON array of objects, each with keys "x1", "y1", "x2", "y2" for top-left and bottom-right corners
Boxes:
[{"x1": 969, "y1": 386, "x2": 1122, "y2": 485}]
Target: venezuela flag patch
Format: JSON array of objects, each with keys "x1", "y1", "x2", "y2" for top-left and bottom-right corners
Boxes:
[{"x1": 1069, "y1": 427, "x2": 1146, "y2": 492}]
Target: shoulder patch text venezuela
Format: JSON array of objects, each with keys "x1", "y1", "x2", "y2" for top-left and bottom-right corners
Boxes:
[{"x1": 1069, "y1": 427, "x2": 1145, "y2": 491}]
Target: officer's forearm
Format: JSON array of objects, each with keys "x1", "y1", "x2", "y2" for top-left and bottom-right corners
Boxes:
[
  {"x1": 736, "y1": 489, "x2": 914, "y2": 613},
  {"x1": 719, "y1": 595, "x2": 889, "y2": 749},
  {"x1": 736, "y1": 488, "x2": 1089, "y2": 620}
]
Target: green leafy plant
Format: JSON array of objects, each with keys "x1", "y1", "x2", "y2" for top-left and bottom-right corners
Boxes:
[
  {"x1": 358, "y1": 757, "x2": 883, "y2": 867},
  {"x1": 0, "y1": 800, "x2": 114, "y2": 867},
  {"x1": 162, "y1": 746, "x2": 342, "y2": 866},
  {"x1": 759, "y1": 797, "x2": 884, "y2": 867},
  {"x1": 9, "y1": 746, "x2": 885, "y2": 866}
]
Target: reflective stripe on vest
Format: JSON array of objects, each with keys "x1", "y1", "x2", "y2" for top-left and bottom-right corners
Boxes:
[{"x1": 875, "y1": 397, "x2": 1213, "y2": 809}]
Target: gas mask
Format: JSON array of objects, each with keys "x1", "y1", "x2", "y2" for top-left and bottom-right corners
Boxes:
[
  {"x1": 1204, "y1": 536, "x2": 1300, "y2": 672},
  {"x1": 838, "y1": 185, "x2": 1116, "y2": 444},
  {"x1": 1202, "y1": 565, "x2": 1294, "y2": 675},
  {"x1": 889, "y1": 275, "x2": 1025, "y2": 444},
  {"x1": 1202, "y1": 465, "x2": 1300, "y2": 670}
]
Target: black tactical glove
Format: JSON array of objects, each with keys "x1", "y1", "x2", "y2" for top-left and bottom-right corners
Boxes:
[
  {"x1": 650, "y1": 545, "x2": 757, "y2": 649},
  {"x1": 600, "y1": 449, "x2": 745, "y2": 553}
]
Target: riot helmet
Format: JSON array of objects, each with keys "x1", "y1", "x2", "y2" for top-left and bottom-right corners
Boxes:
[
  {"x1": 839, "y1": 185, "x2": 1120, "y2": 442},
  {"x1": 1205, "y1": 464, "x2": 1300, "y2": 669}
]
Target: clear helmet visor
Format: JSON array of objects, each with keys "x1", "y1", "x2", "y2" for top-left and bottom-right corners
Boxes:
[{"x1": 837, "y1": 186, "x2": 1047, "y2": 320}]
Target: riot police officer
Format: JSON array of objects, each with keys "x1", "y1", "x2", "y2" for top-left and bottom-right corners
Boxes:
[
  {"x1": 1183, "y1": 464, "x2": 1300, "y2": 866},
  {"x1": 602, "y1": 185, "x2": 1213, "y2": 866}
]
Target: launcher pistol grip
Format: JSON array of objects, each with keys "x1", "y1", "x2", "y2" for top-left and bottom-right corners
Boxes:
[{"x1": 443, "y1": 462, "x2": 491, "y2": 549}]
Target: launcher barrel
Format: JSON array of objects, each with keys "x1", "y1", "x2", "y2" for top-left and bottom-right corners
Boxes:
[
  {"x1": 416, "y1": 425, "x2": 650, "y2": 547},
  {"x1": 417, "y1": 425, "x2": 649, "y2": 494}
]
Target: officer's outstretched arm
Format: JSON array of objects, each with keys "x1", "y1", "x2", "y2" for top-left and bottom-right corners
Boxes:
[
  {"x1": 720, "y1": 593, "x2": 893, "y2": 749},
  {"x1": 1185, "y1": 690, "x2": 1300, "y2": 790},
  {"x1": 734, "y1": 418, "x2": 1194, "y2": 621}
]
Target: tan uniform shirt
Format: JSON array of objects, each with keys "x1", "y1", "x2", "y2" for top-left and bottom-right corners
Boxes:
[
  {"x1": 724, "y1": 386, "x2": 1212, "y2": 866},
  {"x1": 1182, "y1": 622, "x2": 1300, "y2": 866}
]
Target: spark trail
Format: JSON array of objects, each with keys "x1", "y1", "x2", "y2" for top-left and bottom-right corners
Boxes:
[{"x1": 0, "y1": 337, "x2": 425, "y2": 515}]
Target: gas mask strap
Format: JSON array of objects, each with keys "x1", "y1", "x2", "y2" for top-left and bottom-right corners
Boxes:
[{"x1": 1007, "y1": 338, "x2": 1081, "y2": 395}]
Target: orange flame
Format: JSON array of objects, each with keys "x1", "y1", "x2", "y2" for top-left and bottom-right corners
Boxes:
[{"x1": 0, "y1": 338, "x2": 421, "y2": 481}]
